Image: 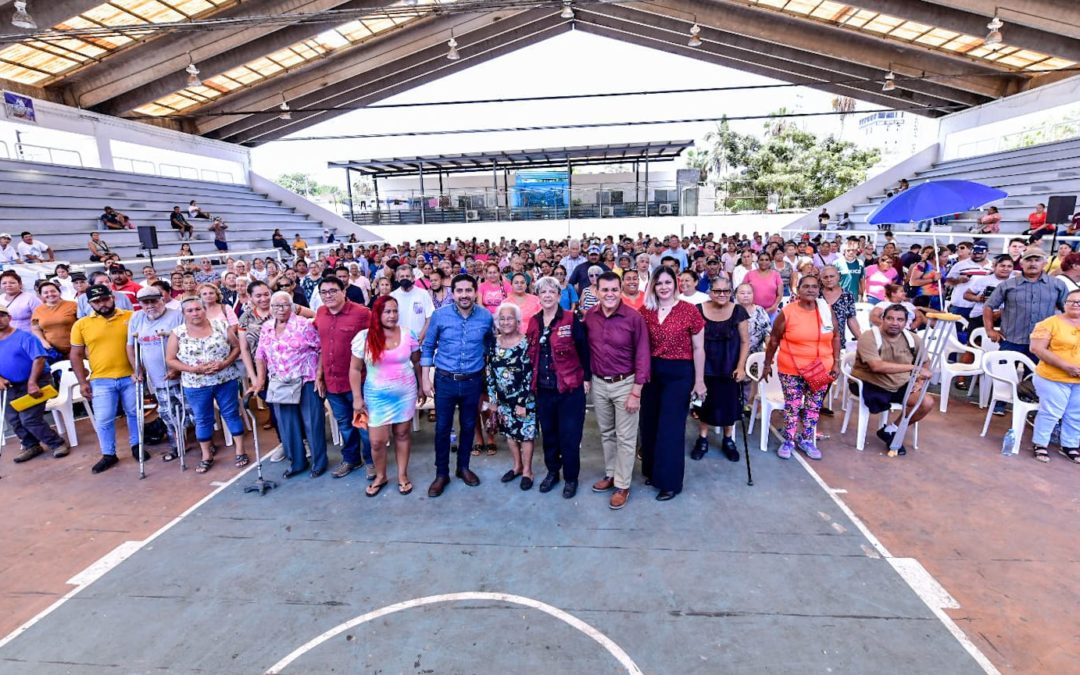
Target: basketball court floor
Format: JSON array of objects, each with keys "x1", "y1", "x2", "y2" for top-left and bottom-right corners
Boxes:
[{"x1": 0, "y1": 416, "x2": 992, "y2": 675}]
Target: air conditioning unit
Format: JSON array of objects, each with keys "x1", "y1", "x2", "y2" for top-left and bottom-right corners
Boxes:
[
  {"x1": 465, "y1": 209, "x2": 479, "y2": 221},
  {"x1": 601, "y1": 206, "x2": 615, "y2": 217},
  {"x1": 658, "y1": 203, "x2": 674, "y2": 215}
]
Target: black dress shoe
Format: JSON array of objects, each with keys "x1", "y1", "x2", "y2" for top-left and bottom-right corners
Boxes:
[
  {"x1": 501, "y1": 469, "x2": 522, "y2": 483},
  {"x1": 562, "y1": 481, "x2": 578, "y2": 499},
  {"x1": 721, "y1": 437, "x2": 740, "y2": 462},
  {"x1": 310, "y1": 467, "x2": 325, "y2": 478},
  {"x1": 656, "y1": 490, "x2": 678, "y2": 501},
  {"x1": 643, "y1": 476, "x2": 653, "y2": 487},
  {"x1": 690, "y1": 437, "x2": 709, "y2": 460},
  {"x1": 283, "y1": 464, "x2": 310, "y2": 479},
  {"x1": 538, "y1": 472, "x2": 560, "y2": 493},
  {"x1": 455, "y1": 468, "x2": 480, "y2": 486},
  {"x1": 428, "y1": 475, "x2": 450, "y2": 497},
  {"x1": 519, "y1": 476, "x2": 533, "y2": 491}
]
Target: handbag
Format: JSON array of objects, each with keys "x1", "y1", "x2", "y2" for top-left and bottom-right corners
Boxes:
[
  {"x1": 782, "y1": 305, "x2": 836, "y2": 393},
  {"x1": 266, "y1": 375, "x2": 303, "y2": 404}
]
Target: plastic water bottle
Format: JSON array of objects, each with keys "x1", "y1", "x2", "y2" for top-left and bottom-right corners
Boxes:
[
  {"x1": 450, "y1": 430, "x2": 458, "y2": 447},
  {"x1": 1001, "y1": 429, "x2": 1015, "y2": 456}
]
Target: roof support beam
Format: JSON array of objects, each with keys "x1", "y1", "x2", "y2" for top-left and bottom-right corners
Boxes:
[
  {"x1": 574, "y1": 17, "x2": 958, "y2": 114},
  {"x1": 920, "y1": 0, "x2": 1080, "y2": 41},
  {"x1": 581, "y1": 4, "x2": 989, "y2": 108},
  {"x1": 652, "y1": 0, "x2": 1017, "y2": 99},
  {"x1": 60, "y1": 0, "x2": 367, "y2": 111},
  {"x1": 845, "y1": 0, "x2": 1080, "y2": 62}
]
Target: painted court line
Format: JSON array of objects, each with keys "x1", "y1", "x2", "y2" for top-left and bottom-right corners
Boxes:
[
  {"x1": 793, "y1": 452, "x2": 1000, "y2": 675},
  {"x1": 0, "y1": 462, "x2": 260, "y2": 651},
  {"x1": 263, "y1": 592, "x2": 644, "y2": 674}
]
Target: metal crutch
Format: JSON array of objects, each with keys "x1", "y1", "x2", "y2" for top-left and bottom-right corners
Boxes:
[
  {"x1": 888, "y1": 311, "x2": 963, "y2": 457},
  {"x1": 158, "y1": 330, "x2": 187, "y2": 471},
  {"x1": 133, "y1": 333, "x2": 147, "y2": 479},
  {"x1": 241, "y1": 393, "x2": 277, "y2": 496}
]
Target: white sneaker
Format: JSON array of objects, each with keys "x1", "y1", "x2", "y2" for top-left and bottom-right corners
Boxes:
[{"x1": 268, "y1": 444, "x2": 286, "y2": 462}]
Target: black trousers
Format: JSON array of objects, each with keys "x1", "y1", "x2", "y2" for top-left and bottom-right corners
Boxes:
[
  {"x1": 639, "y1": 358, "x2": 694, "y2": 493},
  {"x1": 536, "y1": 385, "x2": 586, "y2": 482}
]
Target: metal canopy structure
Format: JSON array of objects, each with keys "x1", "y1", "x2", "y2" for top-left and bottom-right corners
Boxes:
[
  {"x1": 0, "y1": 0, "x2": 1077, "y2": 146},
  {"x1": 328, "y1": 140, "x2": 693, "y2": 177}
]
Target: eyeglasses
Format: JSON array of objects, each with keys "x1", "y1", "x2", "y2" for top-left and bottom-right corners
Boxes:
[
  {"x1": 1065, "y1": 299, "x2": 1080, "y2": 306},
  {"x1": 710, "y1": 288, "x2": 732, "y2": 295},
  {"x1": 319, "y1": 288, "x2": 341, "y2": 296},
  {"x1": 270, "y1": 304, "x2": 292, "y2": 310}
]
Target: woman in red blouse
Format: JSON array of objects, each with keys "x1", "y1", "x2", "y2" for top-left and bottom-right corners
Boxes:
[{"x1": 638, "y1": 266, "x2": 706, "y2": 501}]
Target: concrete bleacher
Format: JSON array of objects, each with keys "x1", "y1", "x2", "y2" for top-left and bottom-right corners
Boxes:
[
  {"x1": 848, "y1": 137, "x2": 1080, "y2": 233},
  {"x1": 0, "y1": 159, "x2": 330, "y2": 263}
]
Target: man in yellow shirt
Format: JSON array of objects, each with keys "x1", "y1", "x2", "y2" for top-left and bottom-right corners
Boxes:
[{"x1": 70, "y1": 285, "x2": 141, "y2": 474}]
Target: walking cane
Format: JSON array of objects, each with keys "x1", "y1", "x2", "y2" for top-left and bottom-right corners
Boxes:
[
  {"x1": 158, "y1": 330, "x2": 186, "y2": 471},
  {"x1": 888, "y1": 311, "x2": 962, "y2": 457},
  {"x1": 241, "y1": 393, "x2": 277, "y2": 496},
  {"x1": 134, "y1": 333, "x2": 146, "y2": 479},
  {"x1": 0, "y1": 388, "x2": 7, "y2": 479},
  {"x1": 737, "y1": 384, "x2": 754, "y2": 487}
]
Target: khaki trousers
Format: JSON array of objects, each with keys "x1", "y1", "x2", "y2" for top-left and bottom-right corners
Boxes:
[{"x1": 591, "y1": 376, "x2": 639, "y2": 489}]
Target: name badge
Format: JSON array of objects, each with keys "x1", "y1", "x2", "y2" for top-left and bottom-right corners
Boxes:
[{"x1": 557, "y1": 325, "x2": 572, "y2": 338}]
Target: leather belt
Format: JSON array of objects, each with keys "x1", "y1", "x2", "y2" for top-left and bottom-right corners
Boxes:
[
  {"x1": 435, "y1": 368, "x2": 484, "y2": 381},
  {"x1": 595, "y1": 372, "x2": 633, "y2": 384}
]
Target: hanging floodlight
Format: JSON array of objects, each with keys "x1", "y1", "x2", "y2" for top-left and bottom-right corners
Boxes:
[
  {"x1": 882, "y1": 70, "x2": 896, "y2": 92},
  {"x1": 446, "y1": 32, "x2": 460, "y2": 61},
  {"x1": 185, "y1": 55, "x2": 201, "y2": 87},
  {"x1": 688, "y1": 22, "x2": 702, "y2": 48},
  {"x1": 985, "y1": 16, "x2": 1003, "y2": 46},
  {"x1": 560, "y1": 1, "x2": 574, "y2": 20},
  {"x1": 278, "y1": 96, "x2": 291, "y2": 121},
  {"x1": 11, "y1": 1, "x2": 36, "y2": 30}
]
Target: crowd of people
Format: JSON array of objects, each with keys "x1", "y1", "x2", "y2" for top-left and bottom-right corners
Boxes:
[{"x1": 1, "y1": 227, "x2": 1078, "y2": 509}]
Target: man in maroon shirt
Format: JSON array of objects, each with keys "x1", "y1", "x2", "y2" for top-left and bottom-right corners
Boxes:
[
  {"x1": 314, "y1": 276, "x2": 372, "y2": 479},
  {"x1": 582, "y1": 271, "x2": 650, "y2": 510}
]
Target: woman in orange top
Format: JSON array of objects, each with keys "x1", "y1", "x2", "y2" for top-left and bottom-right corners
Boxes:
[
  {"x1": 31, "y1": 281, "x2": 77, "y2": 359},
  {"x1": 762, "y1": 275, "x2": 840, "y2": 461}
]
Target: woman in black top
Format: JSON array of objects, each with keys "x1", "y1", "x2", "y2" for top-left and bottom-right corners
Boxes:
[{"x1": 693, "y1": 276, "x2": 749, "y2": 462}]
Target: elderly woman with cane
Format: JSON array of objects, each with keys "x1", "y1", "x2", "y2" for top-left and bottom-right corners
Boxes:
[
  {"x1": 762, "y1": 275, "x2": 841, "y2": 461},
  {"x1": 692, "y1": 276, "x2": 749, "y2": 462},
  {"x1": 166, "y1": 297, "x2": 247, "y2": 473},
  {"x1": 249, "y1": 291, "x2": 326, "y2": 479}
]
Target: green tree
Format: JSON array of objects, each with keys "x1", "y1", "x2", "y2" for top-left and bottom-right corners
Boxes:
[{"x1": 276, "y1": 172, "x2": 319, "y2": 197}]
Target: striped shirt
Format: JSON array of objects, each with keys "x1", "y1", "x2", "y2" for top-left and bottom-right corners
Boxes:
[{"x1": 985, "y1": 273, "x2": 1067, "y2": 345}]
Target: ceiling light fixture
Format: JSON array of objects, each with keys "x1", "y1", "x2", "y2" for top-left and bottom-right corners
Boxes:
[
  {"x1": 11, "y1": 1, "x2": 36, "y2": 30},
  {"x1": 185, "y1": 62, "x2": 201, "y2": 87},
  {"x1": 278, "y1": 95, "x2": 292, "y2": 120},
  {"x1": 688, "y1": 20, "x2": 702, "y2": 48},
  {"x1": 882, "y1": 70, "x2": 896, "y2": 92},
  {"x1": 446, "y1": 31, "x2": 460, "y2": 61},
  {"x1": 985, "y1": 16, "x2": 1003, "y2": 46},
  {"x1": 560, "y1": 1, "x2": 574, "y2": 20}
]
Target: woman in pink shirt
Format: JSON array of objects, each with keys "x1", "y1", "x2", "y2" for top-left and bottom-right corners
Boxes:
[
  {"x1": 478, "y1": 262, "x2": 511, "y2": 314},
  {"x1": 744, "y1": 252, "x2": 783, "y2": 318},
  {"x1": 864, "y1": 253, "x2": 899, "y2": 304},
  {"x1": 507, "y1": 272, "x2": 541, "y2": 325}
]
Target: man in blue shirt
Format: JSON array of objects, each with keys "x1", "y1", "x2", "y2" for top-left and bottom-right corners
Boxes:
[
  {"x1": 0, "y1": 305, "x2": 69, "y2": 463},
  {"x1": 420, "y1": 274, "x2": 494, "y2": 497}
]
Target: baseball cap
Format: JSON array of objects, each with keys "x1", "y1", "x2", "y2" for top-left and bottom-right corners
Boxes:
[
  {"x1": 85, "y1": 284, "x2": 113, "y2": 301},
  {"x1": 0, "y1": 233, "x2": 10, "y2": 239},
  {"x1": 0, "y1": 304, "x2": 9, "y2": 315},
  {"x1": 972, "y1": 240, "x2": 989, "y2": 253},
  {"x1": 706, "y1": 256, "x2": 720, "y2": 264},
  {"x1": 1021, "y1": 246, "x2": 1047, "y2": 260},
  {"x1": 588, "y1": 245, "x2": 601, "y2": 254},
  {"x1": 136, "y1": 286, "x2": 163, "y2": 300},
  {"x1": 108, "y1": 263, "x2": 128, "y2": 274}
]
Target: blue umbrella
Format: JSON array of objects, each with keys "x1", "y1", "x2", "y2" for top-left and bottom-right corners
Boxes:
[{"x1": 866, "y1": 179, "x2": 1007, "y2": 225}]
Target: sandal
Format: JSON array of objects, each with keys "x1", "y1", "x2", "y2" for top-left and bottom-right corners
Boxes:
[
  {"x1": 427, "y1": 410, "x2": 436, "y2": 423},
  {"x1": 1057, "y1": 447, "x2": 1080, "y2": 464},
  {"x1": 162, "y1": 449, "x2": 179, "y2": 462},
  {"x1": 398, "y1": 480, "x2": 413, "y2": 495},
  {"x1": 366, "y1": 480, "x2": 388, "y2": 497},
  {"x1": 195, "y1": 458, "x2": 214, "y2": 473},
  {"x1": 470, "y1": 448, "x2": 481, "y2": 456},
  {"x1": 234, "y1": 453, "x2": 250, "y2": 468},
  {"x1": 1033, "y1": 445, "x2": 1050, "y2": 463},
  {"x1": 486, "y1": 442, "x2": 497, "y2": 456}
]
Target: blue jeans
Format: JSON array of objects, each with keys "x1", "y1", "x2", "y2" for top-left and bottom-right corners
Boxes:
[
  {"x1": 90, "y1": 377, "x2": 139, "y2": 456},
  {"x1": 1032, "y1": 374, "x2": 1080, "y2": 448},
  {"x1": 273, "y1": 380, "x2": 327, "y2": 474},
  {"x1": 325, "y1": 390, "x2": 371, "y2": 467},
  {"x1": 999, "y1": 340, "x2": 1037, "y2": 365},
  {"x1": 183, "y1": 379, "x2": 245, "y2": 443},
  {"x1": 4, "y1": 379, "x2": 64, "y2": 449},
  {"x1": 433, "y1": 372, "x2": 482, "y2": 477}
]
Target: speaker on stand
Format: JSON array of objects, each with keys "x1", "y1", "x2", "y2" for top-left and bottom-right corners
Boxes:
[
  {"x1": 137, "y1": 225, "x2": 160, "y2": 269},
  {"x1": 1043, "y1": 195, "x2": 1076, "y2": 265}
]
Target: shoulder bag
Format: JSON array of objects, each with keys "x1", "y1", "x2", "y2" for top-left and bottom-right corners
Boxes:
[
  {"x1": 782, "y1": 306, "x2": 835, "y2": 393},
  {"x1": 266, "y1": 375, "x2": 303, "y2": 404}
]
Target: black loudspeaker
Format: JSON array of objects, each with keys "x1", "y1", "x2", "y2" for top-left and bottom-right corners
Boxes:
[
  {"x1": 137, "y1": 225, "x2": 159, "y2": 250},
  {"x1": 1046, "y1": 195, "x2": 1077, "y2": 225}
]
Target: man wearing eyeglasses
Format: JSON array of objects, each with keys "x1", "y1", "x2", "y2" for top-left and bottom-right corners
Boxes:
[{"x1": 314, "y1": 276, "x2": 372, "y2": 480}]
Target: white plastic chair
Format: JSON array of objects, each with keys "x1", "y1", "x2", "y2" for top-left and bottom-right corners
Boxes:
[
  {"x1": 934, "y1": 333, "x2": 984, "y2": 413},
  {"x1": 968, "y1": 328, "x2": 998, "y2": 409},
  {"x1": 47, "y1": 360, "x2": 94, "y2": 447},
  {"x1": 979, "y1": 350, "x2": 1039, "y2": 455},
  {"x1": 840, "y1": 352, "x2": 919, "y2": 451},
  {"x1": 854, "y1": 302, "x2": 874, "y2": 333},
  {"x1": 412, "y1": 369, "x2": 436, "y2": 433},
  {"x1": 746, "y1": 351, "x2": 784, "y2": 453}
]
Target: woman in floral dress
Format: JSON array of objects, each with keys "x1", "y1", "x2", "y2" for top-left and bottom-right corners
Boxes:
[{"x1": 487, "y1": 303, "x2": 538, "y2": 490}]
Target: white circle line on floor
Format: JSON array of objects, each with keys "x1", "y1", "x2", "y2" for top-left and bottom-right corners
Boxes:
[{"x1": 263, "y1": 592, "x2": 644, "y2": 675}]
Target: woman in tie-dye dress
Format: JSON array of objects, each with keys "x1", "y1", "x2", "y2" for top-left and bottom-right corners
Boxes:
[{"x1": 350, "y1": 295, "x2": 422, "y2": 496}]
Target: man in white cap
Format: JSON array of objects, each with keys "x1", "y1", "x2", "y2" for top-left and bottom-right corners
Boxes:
[
  {"x1": 0, "y1": 233, "x2": 19, "y2": 264},
  {"x1": 127, "y1": 285, "x2": 184, "y2": 462}
]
